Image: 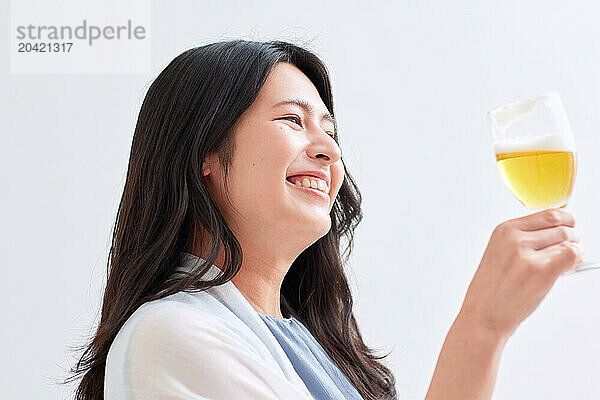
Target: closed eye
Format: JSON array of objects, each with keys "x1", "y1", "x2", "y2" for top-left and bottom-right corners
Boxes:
[
  {"x1": 279, "y1": 116, "x2": 336, "y2": 139},
  {"x1": 281, "y1": 116, "x2": 302, "y2": 126}
]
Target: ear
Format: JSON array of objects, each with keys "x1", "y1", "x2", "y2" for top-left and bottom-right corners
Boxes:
[{"x1": 202, "y1": 152, "x2": 218, "y2": 177}]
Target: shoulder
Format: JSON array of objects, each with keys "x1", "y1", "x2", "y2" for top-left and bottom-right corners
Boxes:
[
  {"x1": 105, "y1": 293, "x2": 308, "y2": 400},
  {"x1": 107, "y1": 292, "x2": 263, "y2": 368},
  {"x1": 127, "y1": 297, "x2": 262, "y2": 359}
]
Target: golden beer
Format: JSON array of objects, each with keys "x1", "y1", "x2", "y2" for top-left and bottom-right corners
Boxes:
[{"x1": 496, "y1": 150, "x2": 575, "y2": 209}]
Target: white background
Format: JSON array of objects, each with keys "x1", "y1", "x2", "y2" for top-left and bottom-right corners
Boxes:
[{"x1": 1, "y1": 1, "x2": 599, "y2": 399}]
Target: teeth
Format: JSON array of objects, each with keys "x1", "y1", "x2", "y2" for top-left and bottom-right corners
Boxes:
[{"x1": 290, "y1": 176, "x2": 329, "y2": 194}]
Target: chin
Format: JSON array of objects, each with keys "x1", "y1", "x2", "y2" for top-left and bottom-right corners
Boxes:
[
  {"x1": 284, "y1": 210, "x2": 331, "y2": 237},
  {"x1": 307, "y1": 216, "x2": 332, "y2": 238}
]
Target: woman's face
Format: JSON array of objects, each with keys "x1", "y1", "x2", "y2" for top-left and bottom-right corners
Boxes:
[{"x1": 203, "y1": 62, "x2": 344, "y2": 250}]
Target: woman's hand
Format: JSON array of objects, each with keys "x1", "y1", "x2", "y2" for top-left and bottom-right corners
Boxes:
[
  {"x1": 458, "y1": 207, "x2": 584, "y2": 339},
  {"x1": 425, "y1": 208, "x2": 585, "y2": 400}
]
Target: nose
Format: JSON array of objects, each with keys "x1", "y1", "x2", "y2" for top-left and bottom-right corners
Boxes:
[{"x1": 307, "y1": 132, "x2": 341, "y2": 165}]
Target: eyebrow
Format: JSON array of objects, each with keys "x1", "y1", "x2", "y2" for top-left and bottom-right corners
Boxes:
[{"x1": 272, "y1": 97, "x2": 336, "y2": 126}]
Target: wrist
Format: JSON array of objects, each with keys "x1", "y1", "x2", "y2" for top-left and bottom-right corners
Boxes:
[{"x1": 453, "y1": 310, "x2": 513, "y2": 349}]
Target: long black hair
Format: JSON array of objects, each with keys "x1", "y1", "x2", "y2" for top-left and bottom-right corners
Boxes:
[{"x1": 65, "y1": 39, "x2": 397, "y2": 400}]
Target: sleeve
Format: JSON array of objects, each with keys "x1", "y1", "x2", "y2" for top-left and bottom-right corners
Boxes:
[{"x1": 122, "y1": 306, "x2": 310, "y2": 400}]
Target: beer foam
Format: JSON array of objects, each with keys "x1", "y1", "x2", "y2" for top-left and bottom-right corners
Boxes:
[
  {"x1": 489, "y1": 92, "x2": 576, "y2": 154},
  {"x1": 493, "y1": 133, "x2": 575, "y2": 154}
]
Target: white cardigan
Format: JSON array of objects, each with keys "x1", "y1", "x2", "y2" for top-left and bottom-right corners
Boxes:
[{"x1": 104, "y1": 252, "x2": 313, "y2": 400}]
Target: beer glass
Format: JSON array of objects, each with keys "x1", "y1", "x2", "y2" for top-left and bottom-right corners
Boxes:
[{"x1": 487, "y1": 92, "x2": 599, "y2": 274}]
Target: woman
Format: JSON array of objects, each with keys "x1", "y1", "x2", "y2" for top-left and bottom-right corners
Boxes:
[{"x1": 68, "y1": 40, "x2": 583, "y2": 400}]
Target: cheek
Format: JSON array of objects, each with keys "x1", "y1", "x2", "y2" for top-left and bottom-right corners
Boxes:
[
  {"x1": 331, "y1": 162, "x2": 345, "y2": 195},
  {"x1": 232, "y1": 125, "x2": 297, "y2": 194}
]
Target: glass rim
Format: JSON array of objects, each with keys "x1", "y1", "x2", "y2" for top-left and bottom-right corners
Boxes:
[{"x1": 487, "y1": 91, "x2": 561, "y2": 118}]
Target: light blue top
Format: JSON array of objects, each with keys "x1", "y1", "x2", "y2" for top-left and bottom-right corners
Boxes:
[{"x1": 257, "y1": 312, "x2": 364, "y2": 400}]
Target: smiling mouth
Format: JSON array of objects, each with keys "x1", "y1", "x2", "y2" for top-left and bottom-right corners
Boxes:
[
  {"x1": 285, "y1": 175, "x2": 329, "y2": 193},
  {"x1": 285, "y1": 180, "x2": 330, "y2": 201}
]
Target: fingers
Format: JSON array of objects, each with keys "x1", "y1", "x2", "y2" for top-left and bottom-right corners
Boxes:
[
  {"x1": 512, "y1": 208, "x2": 575, "y2": 231},
  {"x1": 534, "y1": 241, "x2": 585, "y2": 274},
  {"x1": 523, "y1": 226, "x2": 581, "y2": 250}
]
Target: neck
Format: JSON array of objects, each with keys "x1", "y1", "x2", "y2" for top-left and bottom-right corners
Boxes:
[{"x1": 187, "y1": 233, "x2": 304, "y2": 319}]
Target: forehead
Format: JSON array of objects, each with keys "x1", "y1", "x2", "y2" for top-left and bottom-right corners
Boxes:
[{"x1": 253, "y1": 62, "x2": 331, "y2": 119}]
